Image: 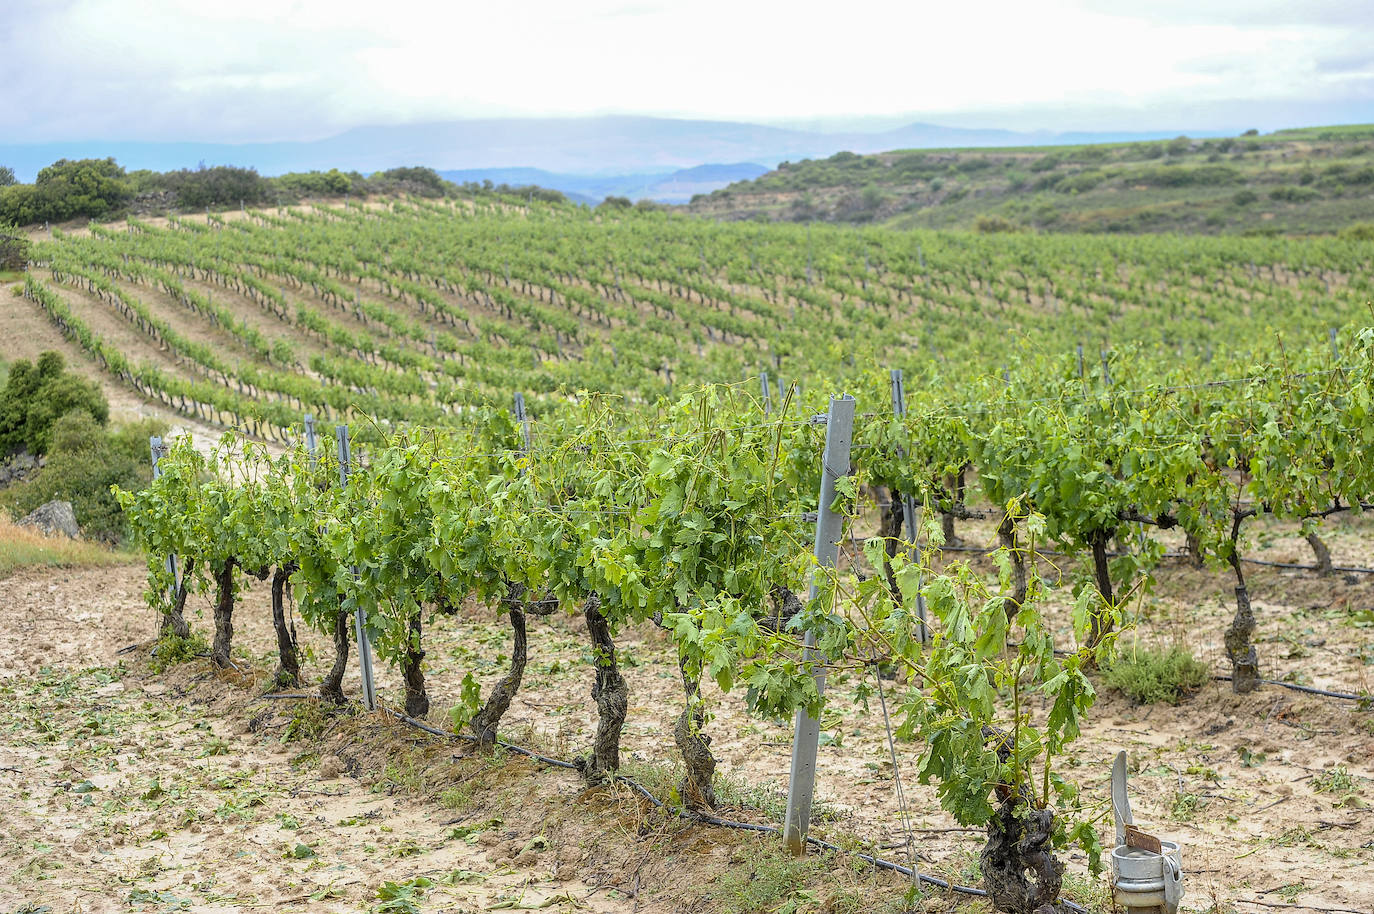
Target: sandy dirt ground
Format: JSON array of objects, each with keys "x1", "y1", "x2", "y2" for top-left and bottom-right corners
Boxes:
[{"x1": 1, "y1": 506, "x2": 1370, "y2": 913}]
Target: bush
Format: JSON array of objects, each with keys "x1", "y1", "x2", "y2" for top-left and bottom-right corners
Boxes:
[
  {"x1": 369, "y1": 166, "x2": 450, "y2": 197},
  {"x1": 1232, "y1": 189, "x2": 1258, "y2": 206},
  {"x1": 272, "y1": 169, "x2": 361, "y2": 197},
  {"x1": 599, "y1": 195, "x2": 633, "y2": 209},
  {"x1": 1270, "y1": 185, "x2": 1321, "y2": 203},
  {"x1": 0, "y1": 351, "x2": 109, "y2": 456},
  {"x1": 0, "y1": 221, "x2": 27, "y2": 271},
  {"x1": 1339, "y1": 222, "x2": 1374, "y2": 241},
  {"x1": 1134, "y1": 165, "x2": 1241, "y2": 188},
  {"x1": 0, "y1": 410, "x2": 163, "y2": 543},
  {"x1": 1104, "y1": 643, "x2": 1210, "y2": 704},
  {"x1": 0, "y1": 158, "x2": 132, "y2": 226},
  {"x1": 975, "y1": 215, "x2": 1021, "y2": 233},
  {"x1": 154, "y1": 165, "x2": 272, "y2": 209}
]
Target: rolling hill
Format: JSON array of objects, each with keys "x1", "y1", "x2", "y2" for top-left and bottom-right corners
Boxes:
[{"x1": 685, "y1": 125, "x2": 1374, "y2": 236}]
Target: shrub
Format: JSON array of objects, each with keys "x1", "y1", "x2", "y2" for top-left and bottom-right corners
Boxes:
[
  {"x1": 0, "y1": 410, "x2": 163, "y2": 543},
  {"x1": 975, "y1": 215, "x2": 1020, "y2": 233},
  {"x1": 1339, "y1": 222, "x2": 1374, "y2": 241},
  {"x1": 272, "y1": 169, "x2": 360, "y2": 197},
  {"x1": 369, "y1": 166, "x2": 450, "y2": 197},
  {"x1": 1104, "y1": 643, "x2": 1210, "y2": 704},
  {"x1": 0, "y1": 158, "x2": 132, "y2": 226},
  {"x1": 155, "y1": 165, "x2": 271, "y2": 209},
  {"x1": 1232, "y1": 189, "x2": 1258, "y2": 206},
  {"x1": 1270, "y1": 185, "x2": 1321, "y2": 203},
  {"x1": 0, "y1": 350, "x2": 109, "y2": 455},
  {"x1": 0, "y1": 220, "x2": 27, "y2": 271}
]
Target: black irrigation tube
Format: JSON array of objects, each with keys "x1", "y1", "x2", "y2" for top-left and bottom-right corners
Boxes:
[
  {"x1": 1212, "y1": 676, "x2": 1371, "y2": 702},
  {"x1": 253, "y1": 698, "x2": 1078, "y2": 909}
]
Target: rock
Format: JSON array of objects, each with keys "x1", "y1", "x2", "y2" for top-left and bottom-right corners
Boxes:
[
  {"x1": 18, "y1": 500, "x2": 79, "y2": 538},
  {"x1": 319, "y1": 756, "x2": 343, "y2": 779},
  {"x1": 0, "y1": 451, "x2": 41, "y2": 487}
]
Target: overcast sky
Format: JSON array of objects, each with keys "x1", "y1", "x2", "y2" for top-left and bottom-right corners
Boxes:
[{"x1": 2, "y1": 0, "x2": 1371, "y2": 143}]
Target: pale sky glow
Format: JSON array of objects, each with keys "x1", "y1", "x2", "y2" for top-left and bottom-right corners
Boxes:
[{"x1": 2, "y1": 0, "x2": 1371, "y2": 142}]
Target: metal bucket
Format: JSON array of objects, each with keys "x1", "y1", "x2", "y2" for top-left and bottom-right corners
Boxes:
[{"x1": 1111, "y1": 841, "x2": 1183, "y2": 914}]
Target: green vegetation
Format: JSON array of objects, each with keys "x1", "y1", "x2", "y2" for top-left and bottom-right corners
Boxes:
[
  {"x1": 1103, "y1": 643, "x2": 1211, "y2": 705},
  {"x1": 1, "y1": 218, "x2": 27, "y2": 272},
  {"x1": 689, "y1": 126, "x2": 1374, "y2": 235},
  {"x1": 0, "y1": 350, "x2": 108, "y2": 456},
  {"x1": 0, "y1": 160, "x2": 568, "y2": 228},
  {"x1": 1, "y1": 408, "x2": 164, "y2": 542},
  {"x1": 0, "y1": 514, "x2": 132, "y2": 576},
  {"x1": 0, "y1": 350, "x2": 162, "y2": 541}
]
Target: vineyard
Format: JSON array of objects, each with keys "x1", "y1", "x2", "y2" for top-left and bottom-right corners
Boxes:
[{"x1": 4, "y1": 194, "x2": 1374, "y2": 912}]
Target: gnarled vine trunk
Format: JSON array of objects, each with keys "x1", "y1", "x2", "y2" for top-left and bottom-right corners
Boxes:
[
  {"x1": 160, "y1": 556, "x2": 193, "y2": 640},
  {"x1": 981, "y1": 796, "x2": 1066, "y2": 914},
  {"x1": 270, "y1": 565, "x2": 301, "y2": 690},
  {"x1": 1224, "y1": 518, "x2": 1260, "y2": 693},
  {"x1": 880, "y1": 489, "x2": 905, "y2": 604},
  {"x1": 1086, "y1": 530, "x2": 1114, "y2": 650},
  {"x1": 402, "y1": 613, "x2": 428, "y2": 718},
  {"x1": 940, "y1": 466, "x2": 967, "y2": 544},
  {"x1": 319, "y1": 609, "x2": 350, "y2": 704},
  {"x1": 762, "y1": 586, "x2": 804, "y2": 634},
  {"x1": 582, "y1": 594, "x2": 627, "y2": 782},
  {"x1": 675, "y1": 655, "x2": 717, "y2": 809},
  {"x1": 997, "y1": 514, "x2": 1027, "y2": 622},
  {"x1": 470, "y1": 582, "x2": 529, "y2": 745},
  {"x1": 1184, "y1": 529, "x2": 1205, "y2": 568},
  {"x1": 210, "y1": 558, "x2": 237, "y2": 668},
  {"x1": 1305, "y1": 531, "x2": 1333, "y2": 576}
]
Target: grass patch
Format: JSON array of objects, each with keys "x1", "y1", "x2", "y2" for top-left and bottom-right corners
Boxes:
[
  {"x1": 148, "y1": 630, "x2": 210, "y2": 673},
  {"x1": 1103, "y1": 642, "x2": 1210, "y2": 705},
  {"x1": 0, "y1": 515, "x2": 135, "y2": 577},
  {"x1": 618, "y1": 759, "x2": 842, "y2": 822}
]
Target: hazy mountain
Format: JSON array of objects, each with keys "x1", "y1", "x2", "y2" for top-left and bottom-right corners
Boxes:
[
  {"x1": 439, "y1": 162, "x2": 771, "y2": 204},
  {"x1": 0, "y1": 115, "x2": 1227, "y2": 183}
]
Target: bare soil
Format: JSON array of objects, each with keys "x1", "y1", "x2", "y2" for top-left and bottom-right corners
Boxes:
[{"x1": 1, "y1": 506, "x2": 1371, "y2": 913}]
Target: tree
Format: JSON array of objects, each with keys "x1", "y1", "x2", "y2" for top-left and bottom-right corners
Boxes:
[
  {"x1": 0, "y1": 350, "x2": 108, "y2": 456},
  {"x1": 157, "y1": 165, "x2": 271, "y2": 209},
  {"x1": 0, "y1": 219, "x2": 27, "y2": 271},
  {"x1": 0, "y1": 166, "x2": 16, "y2": 187},
  {"x1": 33, "y1": 157, "x2": 132, "y2": 221},
  {"x1": 0, "y1": 158, "x2": 131, "y2": 225}
]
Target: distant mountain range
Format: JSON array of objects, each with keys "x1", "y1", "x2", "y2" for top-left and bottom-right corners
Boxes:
[
  {"x1": 1, "y1": 115, "x2": 1230, "y2": 203},
  {"x1": 438, "y1": 163, "x2": 771, "y2": 204}
]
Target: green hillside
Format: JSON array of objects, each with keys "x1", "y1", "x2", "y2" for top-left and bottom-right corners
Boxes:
[{"x1": 686, "y1": 125, "x2": 1374, "y2": 236}]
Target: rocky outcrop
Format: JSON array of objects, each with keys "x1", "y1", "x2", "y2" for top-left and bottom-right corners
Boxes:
[
  {"x1": 18, "y1": 500, "x2": 80, "y2": 539},
  {"x1": 0, "y1": 452, "x2": 43, "y2": 487}
]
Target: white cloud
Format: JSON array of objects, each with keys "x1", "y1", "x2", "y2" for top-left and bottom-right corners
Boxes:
[{"x1": 0, "y1": 0, "x2": 1369, "y2": 141}]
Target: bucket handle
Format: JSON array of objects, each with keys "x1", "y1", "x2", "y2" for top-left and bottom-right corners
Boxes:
[{"x1": 1162, "y1": 855, "x2": 1183, "y2": 913}]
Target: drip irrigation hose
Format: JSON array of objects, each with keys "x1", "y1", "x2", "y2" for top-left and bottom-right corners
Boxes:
[{"x1": 1211, "y1": 676, "x2": 1370, "y2": 702}]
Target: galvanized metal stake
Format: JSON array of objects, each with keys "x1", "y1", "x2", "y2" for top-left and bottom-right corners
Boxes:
[
  {"x1": 889, "y1": 371, "x2": 928, "y2": 643},
  {"x1": 783, "y1": 394, "x2": 855, "y2": 854},
  {"x1": 337, "y1": 425, "x2": 377, "y2": 711},
  {"x1": 513, "y1": 393, "x2": 532, "y2": 458},
  {"x1": 303, "y1": 414, "x2": 318, "y2": 469},
  {"x1": 760, "y1": 372, "x2": 772, "y2": 415},
  {"x1": 148, "y1": 436, "x2": 179, "y2": 598}
]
